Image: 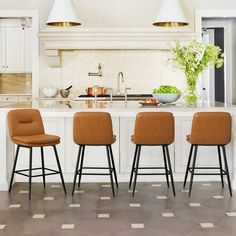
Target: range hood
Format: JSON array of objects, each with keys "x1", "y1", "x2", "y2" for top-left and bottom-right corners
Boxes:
[{"x1": 39, "y1": 27, "x2": 195, "y2": 67}]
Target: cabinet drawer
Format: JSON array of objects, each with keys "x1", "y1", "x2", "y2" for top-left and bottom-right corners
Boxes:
[
  {"x1": 18, "y1": 95, "x2": 32, "y2": 102},
  {"x1": 0, "y1": 95, "x2": 17, "y2": 102}
]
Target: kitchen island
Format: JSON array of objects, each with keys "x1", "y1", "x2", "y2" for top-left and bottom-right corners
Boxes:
[{"x1": 0, "y1": 99, "x2": 236, "y2": 191}]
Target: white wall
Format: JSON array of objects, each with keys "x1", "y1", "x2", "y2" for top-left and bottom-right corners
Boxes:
[
  {"x1": 233, "y1": 19, "x2": 236, "y2": 104},
  {"x1": 0, "y1": 0, "x2": 236, "y2": 97}
]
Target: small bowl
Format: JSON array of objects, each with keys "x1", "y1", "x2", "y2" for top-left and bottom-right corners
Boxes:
[
  {"x1": 152, "y1": 93, "x2": 181, "y2": 104},
  {"x1": 60, "y1": 89, "x2": 70, "y2": 98},
  {"x1": 42, "y1": 86, "x2": 58, "y2": 98}
]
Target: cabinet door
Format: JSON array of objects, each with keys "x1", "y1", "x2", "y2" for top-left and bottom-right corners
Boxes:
[
  {"x1": 0, "y1": 27, "x2": 5, "y2": 71},
  {"x1": 65, "y1": 117, "x2": 120, "y2": 177},
  {"x1": 5, "y1": 27, "x2": 24, "y2": 72},
  {"x1": 24, "y1": 26, "x2": 32, "y2": 72},
  {"x1": 175, "y1": 116, "x2": 220, "y2": 173},
  {"x1": 120, "y1": 117, "x2": 175, "y2": 174},
  {"x1": 15, "y1": 117, "x2": 65, "y2": 182}
]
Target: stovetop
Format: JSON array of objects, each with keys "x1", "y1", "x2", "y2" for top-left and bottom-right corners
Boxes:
[{"x1": 74, "y1": 94, "x2": 152, "y2": 101}]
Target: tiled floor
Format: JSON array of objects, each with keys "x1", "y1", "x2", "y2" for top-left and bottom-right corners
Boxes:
[{"x1": 0, "y1": 182, "x2": 236, "y2": 236}]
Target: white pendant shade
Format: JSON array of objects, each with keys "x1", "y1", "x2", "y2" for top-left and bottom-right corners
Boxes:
[
  {"x1": 153, "y1": 0, "x2": 188, "y2": 27},
  {"x1": 46, "y1": 0, "x2": 81, "y2": 26}
]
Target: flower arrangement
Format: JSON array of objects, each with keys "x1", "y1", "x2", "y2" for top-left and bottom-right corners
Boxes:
[{"x1": 170, "y1": 40, "x2": 224, "y2": 105}]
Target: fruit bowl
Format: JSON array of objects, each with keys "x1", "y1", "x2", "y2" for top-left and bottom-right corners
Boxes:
[{"x1": 152, "y1": 93, "x2": 181, "y2": 104}]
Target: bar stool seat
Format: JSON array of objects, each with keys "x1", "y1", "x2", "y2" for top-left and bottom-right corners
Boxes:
[
  {"x1": 72, "y1": 112, "x2": 118, "y2": 196},
  {"x1": 129, "y1": 112, "x2": 176, "y2": 197},
  {"x1": 183, "y1": 112, "x2": 232, "y2": 196},
  {"x1": 7, "y1": 109, "x2": 67, "y2": 200},
  {"x1": 12, "y1": 134, "x2": 60, "y2": 147}
]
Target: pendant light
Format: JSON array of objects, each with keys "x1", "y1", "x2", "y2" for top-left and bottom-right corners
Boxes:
[
  {"x1": 153, "y1": 0, "x2": 188, "y2": 27},
  {"x1": 46, "y1": 0, "x2": 81, "y2": 26}
]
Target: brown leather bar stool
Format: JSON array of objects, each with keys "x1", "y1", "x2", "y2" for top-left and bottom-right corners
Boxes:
[
  {"x1": 72, "y1": 112, "x2": 118, "y2": 196},
  {"x1": 8, "y1": 109, "x2": 66, "y2": 200},
  {"x1": 129, "y1": 112, "x2": 175, "y2": 197},
  {"x1": 183, "y1": 112, "x2": 232, "y2": 196}
]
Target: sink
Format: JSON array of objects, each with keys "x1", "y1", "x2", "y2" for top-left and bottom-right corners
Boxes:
[{"x1": 75, "y1": 94, "x2": 152, "y2": 101}]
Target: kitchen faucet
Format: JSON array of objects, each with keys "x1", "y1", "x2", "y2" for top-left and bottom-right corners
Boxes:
[{"x1": 116, "y1": 72, "x2": 124, "y2": 95}]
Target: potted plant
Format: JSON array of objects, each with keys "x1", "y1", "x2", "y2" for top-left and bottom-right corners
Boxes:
[{"x1": 170, "y1": 40, "x2": 224, "y2": 106}]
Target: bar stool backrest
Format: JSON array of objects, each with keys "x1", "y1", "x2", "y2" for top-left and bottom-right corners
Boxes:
[
  {"x1": 73, "y1": 112, "x2": 114, "y2": 145},
  {"x1": 132, "y1": 112, "x2": 174, "y2": 145},
  {"x1": 190, "y1": 112, "x2": 231, "y2": 145},
  {"x1": 7, "y1": 109, "x2": 45, "y2": 141}
]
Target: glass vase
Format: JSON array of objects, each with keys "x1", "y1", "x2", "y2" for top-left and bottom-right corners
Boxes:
[{"x1": 184, "y1": 76, "x2": 199, "y2": 107}]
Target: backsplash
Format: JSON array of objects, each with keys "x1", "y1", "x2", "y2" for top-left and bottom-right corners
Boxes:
[
  {"x1": 61, "y1": 50, "x2": 186, "y2": 97},
  {"x1": 0, "y1": 73, "x2": 32, "y2": 94}
]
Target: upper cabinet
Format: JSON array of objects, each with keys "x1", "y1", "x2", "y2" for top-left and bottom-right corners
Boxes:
[{"x1": 0, "y1": 19, "x2": 32, "y2": 73}]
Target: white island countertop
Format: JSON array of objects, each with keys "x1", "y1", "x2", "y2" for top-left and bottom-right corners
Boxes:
[{"x1": 1, "y1": 99, "x2": 236, "y2": 116}]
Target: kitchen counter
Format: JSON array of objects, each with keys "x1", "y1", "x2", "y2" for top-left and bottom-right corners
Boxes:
[
  {"x1": 0, "y1": 99, "x2": 236, "y2": 191},
  {"x1": 1, "y1": 99, "x2": 235, "y2": 112}
]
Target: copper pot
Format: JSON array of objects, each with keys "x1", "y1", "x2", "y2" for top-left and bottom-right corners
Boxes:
[{"x1": 86, "y1": 87, "x2": 107, "y2": 96}]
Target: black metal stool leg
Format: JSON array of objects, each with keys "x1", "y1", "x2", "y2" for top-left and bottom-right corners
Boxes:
[
  {"x1": 183, "y1": 144, "x2": 193, "y2": 188},
  {"x1": 106, "y1": 146, "x2": 115, "y2": 196},
  {"x1": 162, "y1": 145, "x2": 169, "y2": 188},
  {"x1": 108, "y1": 145, "x2": 118, "y2": 188},
  {"x1": 9, "y1": 145, "x2": 20, "y2": 192},
  {"x1": 72, "y1": 145, "x2": 82, "y2": 196},
  {"x1": 53, "y1": 145, "x2": 67, "y2": 194},
  {"x1": 217, "y1": 145, "x2": 224, "y2": 188},
  {"x1": 165, "y1": 145, "x2": 176, "y2": 196},
  {"x1": 221, "y1": 145, "x2": 232, "y2": 196},
  {"x1": 189, "y1": 145, "x2": 198, "y2": 197},
  {"x1": 29, "y1": 147, "x2": 33, "y2": 200},
  {"x1": 40, "y1": 147, "x2": 46, "y2": 188},
  {"x1": 78, "y1": 145, "x2": 85, "y2": 188},
  {"x1": 129, "y1": 145, "x2": 138, "y2": 188},
  {"x1": 132, "y1": 145, "x2": 141, "y2": 197}
]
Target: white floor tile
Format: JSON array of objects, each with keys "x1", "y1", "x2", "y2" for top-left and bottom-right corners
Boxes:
[
  {"x1": 181, "y1": 189, "x2": 189, "y2": 193},
  {"x1": 19, "y1": 190, "x2": 29, "y2": 194},
  {"x1": 9, "y1": 204, "x2": 21, "y2": 208},
  {"x1": 100, "y1": 196, "x2": 111, "y2": 200},
  {"x1": 131, "y1": 223, "x2": 144, "y2": 229},
  {"x1": 74, "y1": 190, "x2": 85, "y2": 194},
  {"x1": 151, "y1": 184, "x2": 162, "y2": 187},
  {"x1": 162, "y1": 213, "x2": 175, "y2": 217},
  {"x1": 69, "y1": 204, "x2": 80, "y2": 208},
  {"x1": 200, "y1": 223, "x2": 214, "y2": 228},
  {"x1": 61, "y1": 224, "x2": 75, "y2": 229},
  {"x1": 128, "y1": 190, "x2": 137, "y2": 193},
  {"x1": 44, "y1": 197, "x2": 54, "y2": 201},
  {"x1": 225, "y1": 212, "x2": 236, "y2": 217},
  {"x1": 51, "y1": 185, "x2": 61, "y2": 188},
  {"x1": 202, "y1": 183, "x2": 212, "y2": 186},
  {"x1": 156, "y1": 195, "x2": 167, "y2": 200},
  {"x1": 0, "y1": 225, "x2": 6, "y2": 230},
  {"x1": 129, "y1": 203, "x2": 141, "y2": 207},
  {"x1": 98, "y1": 213, "x2": 110, "y2": 219},
  {"x1": 32, "y1": 214, "x2": 45, "y2": 219},
  {"x1": 102, "y1": 184, "x2": 111, "y2": 188},
  {"x1": 189, "y1": 203, "x2": 201, "y2": 207},
  {"x1": 212, "y1": 195, "x2": 224, "y2": 199}
]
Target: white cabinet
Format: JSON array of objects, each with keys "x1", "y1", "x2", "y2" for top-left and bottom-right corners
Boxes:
[
  {"x1": 65, "y1": 117, "x2": 120, "y2": 177},
  {"x1": 0, "y1": 95, "x2": 32, "y2": 103},
  {"x1": 120, "y1": 117, "x2": 175, "y2": 174},
  {"x1": 24, "y1": 26, "x2": 32, "y2": 72},
  {"x1": 15, "y1": 117, "x2": 65, "y2": 182},
  {"x1": 0, "y1": 27, "x2": 5, "y2": 71},
  {"x1": 0, "y1": 19, "x2": 32, "y2": 72}
]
